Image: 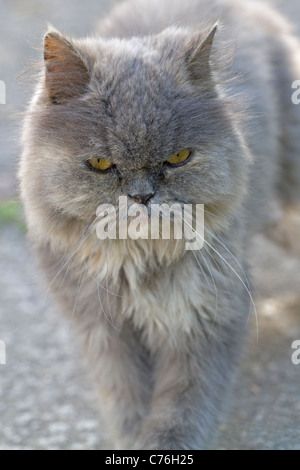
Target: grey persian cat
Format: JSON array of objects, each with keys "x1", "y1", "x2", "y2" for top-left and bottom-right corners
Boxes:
[{"x1": 19, "y1": 0, "x2": 300, "y2": 450}]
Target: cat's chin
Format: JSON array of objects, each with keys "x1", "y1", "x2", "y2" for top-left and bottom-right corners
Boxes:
[{"x1": 127, "y1": 203, "x2": 151, "y2": 240}]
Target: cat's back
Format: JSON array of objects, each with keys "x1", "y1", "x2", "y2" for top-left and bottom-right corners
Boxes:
[{"x1": 97, "y1": 0, "x2": 291, "y2": 43}]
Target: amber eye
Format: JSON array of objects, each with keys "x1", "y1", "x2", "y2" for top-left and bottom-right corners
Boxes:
[
  {"x1": 86, "y1": 158, "x2": 113, "y2": 172},
  {"x1": 166, "y1": 149, "x2": 192, "y2": 167}
]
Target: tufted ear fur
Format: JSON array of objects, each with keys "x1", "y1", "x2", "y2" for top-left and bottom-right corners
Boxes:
[
  {"x1": 44, "y1": 28, "x2": 90, "y2": 104},
  {"x1": 185, "y1": 24, "x2": 218, "y2": 83}
]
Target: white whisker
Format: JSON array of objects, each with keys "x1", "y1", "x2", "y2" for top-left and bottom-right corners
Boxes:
[{"x1": 184, "y1": 218, "x2": 259, "y2": 340}]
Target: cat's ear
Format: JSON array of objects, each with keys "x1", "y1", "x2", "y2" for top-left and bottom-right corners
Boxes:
[
  {"x1": 44, "y1": 27, "x2": 90, "y2": 104},
  {"x1": 185, "y1": 24, "x2": 218, "y2": 83}
]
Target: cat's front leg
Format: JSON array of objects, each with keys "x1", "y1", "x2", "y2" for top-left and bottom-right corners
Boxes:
[
  {"x1": 78, "y1": 317, "x2": 154, "y2": 450},
  {"x1": 37, "y1": 244, "x2": 153, "y2": 450},
  {"x1": 135, "y1": 313, "x2": 247, "y2": 450}
]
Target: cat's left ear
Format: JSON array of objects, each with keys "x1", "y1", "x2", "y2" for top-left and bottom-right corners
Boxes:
[
  {"x1": 44, "y1": 27, "x2": 90, "y2": 104},
  {"x1": 185, "y1": 23, "x2": 218, "y2": 83}
]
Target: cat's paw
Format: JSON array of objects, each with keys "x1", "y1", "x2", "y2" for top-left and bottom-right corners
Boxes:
[{"x1": 134, "y1": 429, "x2": 200, "y2": 451}]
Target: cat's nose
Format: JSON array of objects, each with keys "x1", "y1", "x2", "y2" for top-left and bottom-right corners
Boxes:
[{"x1": 128, "y1": 192, "x2": 155, "y2": 206}]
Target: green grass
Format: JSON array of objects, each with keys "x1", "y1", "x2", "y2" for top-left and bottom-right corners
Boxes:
[{"x1": 0, "y1": 201, "x2": 26, "y2": 232}]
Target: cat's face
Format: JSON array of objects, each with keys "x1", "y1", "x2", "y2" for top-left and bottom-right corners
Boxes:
[{"x1": 20, "y1": 25, "x2": 249, "y2": 250}]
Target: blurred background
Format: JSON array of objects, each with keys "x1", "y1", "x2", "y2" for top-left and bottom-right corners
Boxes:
[{"x1": 0, "y1": 0, "x2": 299, "y2": 450}]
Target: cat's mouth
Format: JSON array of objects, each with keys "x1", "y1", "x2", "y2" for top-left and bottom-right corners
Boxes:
[
  {"x1": 126, "y1": 202, "x2": 154, "y2": 239},
  {"x1": 128, "y1": 202, "x2": 151, "y2": 218},
  {"x1": 95, "y1": 197, "x2": 204, "y2": 251}
]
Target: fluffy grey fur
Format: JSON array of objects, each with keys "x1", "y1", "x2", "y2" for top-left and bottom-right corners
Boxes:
[{"x1": 19, "y1": 0, "x2": 300, "y2": 450}]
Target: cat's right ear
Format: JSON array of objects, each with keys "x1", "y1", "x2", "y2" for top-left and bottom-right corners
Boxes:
[
  {"x1": 44, "y1": 28, "x2": 90, "y2": 104},
  {"x1": 185, "y1": 24, "x2": 218, "y2": 84}
]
